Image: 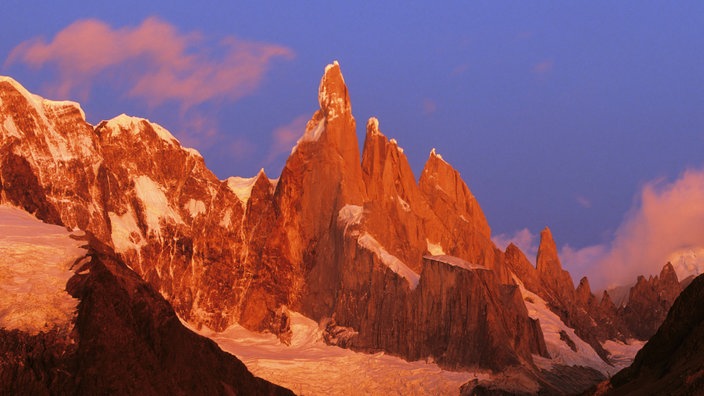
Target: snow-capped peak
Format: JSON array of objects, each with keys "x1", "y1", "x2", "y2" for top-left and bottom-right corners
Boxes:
[
  {"x1": 0, "y1": 75, "x2": 86, "y2": 123},
  {"x1": 318, "y1": 61, "x2": 350, "y2": 120},
  {"x1": 324, "y1": 60, "x2": 341, "y2": 73},
  {"x1": 367, "y1": 117, "x2": 380, "y2": 135},
  {"x1": 104, "y1": 114, "x2": 178, "y2": 144},
  {"x1": 430, "y1": 147, "x2": 444, "y2": 161}
]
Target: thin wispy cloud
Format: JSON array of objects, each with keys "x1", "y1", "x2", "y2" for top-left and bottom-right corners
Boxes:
[
  {"x1": 6, "y1": 17, "x2": 294, "y2": 150},
  {"x1": 496, "y1": 170, "x2": 704, "y2": 289},
  {"x1": 451, "y1": 63, "x2": 469, "y2": 76},
  {"x1": 6, "y1": 17, "x2": 294, "y2": 110},
  {"x1": 562, "y1": 169, "x2": 704, "y2": 289},
  {"x1": 266, "y1": 114, "x2": 309, "y2": 164},
  {"x1": 422, "y1": 98, "x2": 437, "y2": 115},
  {"x1": 532, "y1": 60, "x2": 554, "y2": 75},
  {"x1": 594, "y1": 170, "x2": 704, "y2": 284},
  {"x1": 576, "y1": 195, "x2": 592, "y2": 208}
]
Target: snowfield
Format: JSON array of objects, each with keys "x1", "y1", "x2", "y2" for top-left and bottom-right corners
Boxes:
[
  {"x1": 186, "y1": 312, "x2": 486, "y2": 395},
  {"x1": 514, "y1": 275, "x2": 638, "y2": 376},
  {"x1": 0, "y1": 205, "x2": 86, "y2": 334},
  {"x1": 602, "y1": 338, "x2": 645, "y2": 371}
]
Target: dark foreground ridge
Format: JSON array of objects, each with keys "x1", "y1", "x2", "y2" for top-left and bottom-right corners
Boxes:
[
  {"x1": 0, "y1": 234, "x2": 293, "y2": 396},
  {"x1": 594, "y1": 273, "x2": 704, "y2": 395}
]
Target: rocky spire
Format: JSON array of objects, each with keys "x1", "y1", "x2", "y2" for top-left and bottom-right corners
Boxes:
[
  {"x1": 419, "y1": 149, "x2": 491, "y2": 240},
  {"x1": 599, "y1": 290, "x2": 616, "y2": 312},
  {"x1": 621, "y1": 262, "x2": 684, "y2": 339},
  {"x1": 359, "y1": 117, "x2": 442, "y2": 272},
  {"x1": 272, "y1": 61, "x2": 367, "y2": 319},
  {"x1": 536, "y1": 227, "x2": 559, "y2": 274},
  {"x1": 417, "y1": 149, "x2": 506, "y2": 281},
  {"x1": 318, "y1": 61, "x2": 351, "y2": 120},
  {"x1": 659, "y1": 262, "x2": 679, "y2": 285},
  {"x1": 576, "y1": 276, "x2": 594, "y2": 307},
  {"x1": 535, "y1": 227, "x2": 576, "y2": 307}
]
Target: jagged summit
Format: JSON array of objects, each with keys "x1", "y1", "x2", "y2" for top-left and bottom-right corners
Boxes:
[
  {"x1": 0, "y1": 67, "x2": 690, "y2": 394},
  {"x1": 366, "y1": 117, "x2": 380, "y2": 135},
  {"x1": 318, "y1": 60, "x2": 351, "y2": 120},
  {"x1": 429, "y1": 147, "x2": 444, "y2": 160},
  {"x1": 660, "y1": 261, "x2": 678, "y2": 283},
  {"x1": 0, "y1": 75, "x2": 86, "y2": 121},
  {"x1": 101, "y1": 114, "x2": 178, "y2": 143},
  {"x1": 537, "y1": 227, "x2": 559, "y2": 274}
]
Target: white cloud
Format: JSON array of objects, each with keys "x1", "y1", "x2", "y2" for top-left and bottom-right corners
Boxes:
[{"x1": 561, "y1": 168, "x2": 704, "y2": 289}]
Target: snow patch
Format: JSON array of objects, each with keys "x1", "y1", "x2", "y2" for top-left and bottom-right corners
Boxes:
[
  {"x1": 2, "y1": 117, "x2": 22, "y2": 138},
  {"x1": 183, "y1": 147, "x2": 202, "y2": 157},
  {"x1": 133, "y1": 175, "x2": 183, "y2": 233},
  {"x1": 227, "y1": 176, "x2": 257, "y2": 206},
  {"x1": 337, "y1": 204, "x2": 364, "y2": 228},
  {"x1": 601, "y1": 339, "x2": 645, "y2": 371},
  {"x1": 367, "y1": 117, "x2": 380, "y2": 134},
  {"x1": 105, "y1": 114, "x2": 178, "y2": 144},
  {"x1": 0, "y1": 76, "x2": 45, "y2": 111},
  {"x1": 301, "y1": 118, "x2": 325, "y2": 143},
  {"x1": 514, "y1": 276, "x2": 615, "y2": 375},
  {"x1": 395, "y1": 196, "x2": 411, "y2": 212},
  {"x1": 319, "y1": 61, "x2": 348, "y2": 120},
  {"x1": 291, "y1": 117, "x2": 326, "y2": 155},
  {"x1": 269, "y1": 178, "x2": 279, "y2": 190},
  {"x1": 185, "y1": 311, "x2": 484, "y2": 395},
  {"x1": 0, "y1": 205, "x2": 86, "y2": 335},
  {"x1": 426, "y1": 240, "x2": 446, "y2": 256},
  {"x1": 39, "y1": 97, "x2": 86, "y2": 121},
  {"x1": 108, "y1": 209, "x2": 145, "y2": 253},
  {"x1": 389, "y1": 138, "x2": 405, "y2": 153},
  {"x1": 150, "y1": 122, "x2": 180, "y2": 143},
  {"x1": 184, "y1": 199, "x2": 206, "y2": 218},
  {"x1": 358, "y1": 233, "x2": 419, "y2": 289},
  {"x1": 430, "y1": 147, "x2": 444, "y2": 161},
  {"x1": 219, "y1": 208, "x2": 233, "y2": 228},
  {"x1": 425, "y1": 255, "x2": 485, "y2": 271}
]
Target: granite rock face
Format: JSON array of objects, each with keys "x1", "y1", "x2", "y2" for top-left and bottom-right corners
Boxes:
[
  {"x1": 618, "y1": 262, "x2": 682, "y2": 340},
  {"x1": 0, "y1": 62, "x2": 688, "y2": 385},
  {"x1": 0, "y1": 66, "x2": 551, "y2": 372}
]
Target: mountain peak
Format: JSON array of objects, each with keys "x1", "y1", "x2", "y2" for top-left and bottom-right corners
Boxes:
[
  {"x1": 366, "y1": 117, "x2": 381, "y2": 136},
  {"x1": 318, "y1": 61, "x2": 350, "y2": 120},
  {"x1": 0, "y1": 75, "x2": 86, "y2": 122},
  {"x1": 101, "y1": 114, "x2": 179, "y2": 145},
  {"x1": 536, "y1": 227, "x2": 559, "y2": 273},
  {"x1": 429, "y1": 147, "x2": 444, "y2": 161},
  {"x1": 660, "y1": 262, "x2": 679, "y2": 283}
]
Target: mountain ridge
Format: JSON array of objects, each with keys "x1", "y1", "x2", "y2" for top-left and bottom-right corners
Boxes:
[{"x1": 0, "y1": 64, "x2": 688, "y2": 393}]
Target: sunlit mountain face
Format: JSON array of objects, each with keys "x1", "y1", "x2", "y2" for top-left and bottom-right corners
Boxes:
[
  {"x1": 1, "y1": 4, "x2": 703, "y2": 393},
  {"x1": 2, "y1": 61, "x2": 701, "y2": 394}
]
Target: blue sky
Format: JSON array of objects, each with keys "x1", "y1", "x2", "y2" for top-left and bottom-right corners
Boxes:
[{"x1": 2, "y1": 1, "x2": 703, "y2": 286}]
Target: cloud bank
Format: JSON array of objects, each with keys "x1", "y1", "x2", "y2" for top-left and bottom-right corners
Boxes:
[
  {"x1": 582, "y1": 169, "x2": 704, "y2": 288},
  {"x1": 7, "y1": 17, "x2": 294, "y2": 110},
  {"x1": 496, "y1": 169, "x2": 704, "y2": 290}
]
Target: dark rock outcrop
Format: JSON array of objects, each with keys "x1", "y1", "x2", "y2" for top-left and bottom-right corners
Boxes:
[
  {"x1": 600, "y1": 273, "x2": 704, "y2": 395},
  {"x1": 331, "y1": 251, "x2": 548, "y2": 371},
  {"x1": 0, "y1": 231, "x2": 292, "y2": 395}
]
